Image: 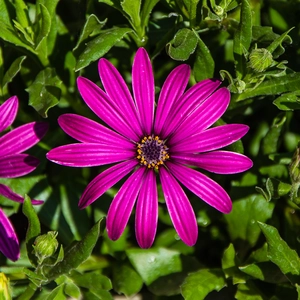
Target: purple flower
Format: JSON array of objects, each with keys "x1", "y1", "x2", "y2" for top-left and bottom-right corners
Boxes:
[
  {"x1": 0, "y1": 96, "x2": 48, "y2": 261},
  {"x1": 47, "y1": 48, "x2": 252, "y2": 248}
]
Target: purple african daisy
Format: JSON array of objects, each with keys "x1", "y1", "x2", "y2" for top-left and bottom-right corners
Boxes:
[
  {"x1": 0, "y1": 96, "x2": 48, "y2": 261},
  {"x1": 47, "y1": 48, "x2": 252, "y2": 248}
]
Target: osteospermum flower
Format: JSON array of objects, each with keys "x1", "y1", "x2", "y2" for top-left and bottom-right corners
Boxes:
[
  {"x1": 0, "y1": 96, "x2": 48, "y2": 261},
  {"x1": 47, "y1": 48, "x2": 253, "y2": 247}
]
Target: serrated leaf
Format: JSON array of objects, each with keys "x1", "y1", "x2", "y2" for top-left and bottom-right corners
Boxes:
[
  {"x1": 27, "y1": 67, "x2": 62, "y2": 117},
  {"x1": 166, "y1": 28, "x2": 198, "y2": 61},
  {"x1": 181, "y1": 269, "x2": 226, "y2": 300},
  {"x1": 193, "y1": 30, "x2": 214, "y2": 81},
  {"x1": 45, "y1": 218, "x2": 104, "y2": 281},
  {"x1": 126, "y1": 247, "x2": 181, "y2": 285},
  {"x1": 35, "y1": 4, "x2": 51, "y2": 50},
  {"x1": 233, "y1": 0, "x2": 252, "y2": 78},
  {"x1": 22, "y1": 195, "x2": 41, "y2": 267},
  {"x1": 75, "y1": 27, "x2": 133, "y2": 71},
  {"x1": 73, "y1": 14, "x2": 107, "y2": 50},
  {"x1": 235, "y1": 73, "x2": 300, "y2": 101},
  {"x1": 224, "y1": 195, "x2": 274, "y2": 248},
  {"x1": 258, "y1": 222, "x2": 300, "y2": 276},
  {"x1": 113, "y1": 263, "x2": 143, "y2": 296},
  {"x1": 2, "y1": 56, "x2": 26, "y2": 88},
  {"x1": 273, "y1": 91, "x2": 300, "y2": 111}
]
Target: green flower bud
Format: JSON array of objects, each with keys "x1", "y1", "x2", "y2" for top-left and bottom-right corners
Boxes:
[
  {"x1": 0, "y1": 273, "x2": 12, "y2": 300},
  {"x1": 33, "y1": 231, "x2": 58, "y2": 264},
  {"x1": 249, "y1": 48, "x2": 273, "y2": 72}
]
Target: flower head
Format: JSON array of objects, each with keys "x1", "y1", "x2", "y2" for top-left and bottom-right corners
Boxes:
[
  {"x1": 0, "y1": 96, "x2": 48, "y2": 261},
  {"x1": 47, "y1": 48, "x2": 252, "y2": 248}
]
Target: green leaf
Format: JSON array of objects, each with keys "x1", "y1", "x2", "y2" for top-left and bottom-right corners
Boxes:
[
  {"x1": 1, "y1": 56, "x2": 26, "y2": 96},
  {"x1": 235, "y1": 282, "x2": 267, "y2": 300},
  {"x1": 14, "y1": 0, "x2": 30, "y2": 28},
  {"x1": 126, "y1": 247, "x2": 181, "y2": 285},
  {"x1": 45, "y1": 218, "x2": 104, "y2": 281},
  {"x1": 75, "y1": 27, "x2": 133, "y2": 71},
  {"x1": 181, "y1": 269, "x2": 226, "y2": 300},
  {"x1": 166, "y1": 28, "x2": 198, "y2": 61},
  {"x1": 112, "y1": 263, "x2": 143, "y2": 296},
  {"x1": 233, "y1": 0, "x2": 252, "y2": 79},
  {"x1": 70, "y1": 270, "x2": 112, "y2": 296},
  {"x1": 193, "y1": 30, "x2": 215, "y2": 81},
  {"x1": 45, "y1": 284, "x2": 66, "y2": 300},
  {"x1": 64, "y1": 281, "x2": 80, "y2": 299},
  {"x1": 27, "y1": 67, "x2": 62, "y2": 117},
  {"x1": 121, "y1": 0, "x2": 141, "y2": 30},
  {"x1": 235, "y1": 73, "x2": 300, "y2": 101},
  {"x1": 273, "y1": 91, "x2": 300, "y2": 111},
  {"x1": 140, "y1": 0, "x2": 160, "y2": 29},
  {"x1": 35, "y1": 4, "x2": 51, "y2": 50},
  {"x1": 73, "y1": 14, "x2": 107, "y2": 50},
  {"x1": 261, "y1": 113, "x2": 286, "y2": 155},
  {"x1": 221, "y1": 244, "x2": 247, "y2": 284},
  {"x1": 267, "y1": 27, "x2": 293, "y2": 58},
  {"x1": 224, "y1": 195, "x2": 275, "y2": 249},
  {"x1": 258, "y1": 222, "x2": 300, "y2": 276},
  {"x1": 22, "y1": 195, "x2": 41, "y2": 267}
]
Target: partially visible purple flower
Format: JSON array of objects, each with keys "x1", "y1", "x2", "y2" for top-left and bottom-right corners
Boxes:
[
  {"x1": 0, "y1": 96, "x2": 48, "y2": 261},
  {"x1": 47, "y1": 48, "x2": 253, "y2": 248}
]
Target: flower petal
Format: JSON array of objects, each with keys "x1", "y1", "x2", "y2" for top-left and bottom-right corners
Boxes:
[
  {"x1": 166, "y1": 162, "x2": 232, "y2": 213},
  {"x1": 0, "y1": 208, "x2": 19, "y2": 261},
  {"x1": 154, "y1": 65, "x2": 190, "y2": 136},
  {"x1": 170, "y1": 124, "x2": 249, "y2": 152},
  {"x1": 107, "y1": 167, "x2": 146, "y2": 241},
  {"x1": 0, "y1": 154, "x2": 39, "y2": 178},
  {"x1": 132, "y1": 48, "x2": 155, "y2": 135},
  {"x1": 159, "y1": 167, "x2": 198, "y2": 246},
  {"x1": 46, "y1": 143, "x2": 135, "y2": 167},
  {"x1": 0, "y1": 184, "x2": 43, "y2": 205},
  {"x1": 99, "y1": 58, "x2": 143, "y2": 137},
  {"x1": 77, "y1": 77, "x2": 139, "y2": 141},
  {"x1": 135, "y1": 169, "x2": 158, "y2": 248},
  {"x1": 162, "y1": 79, "x2": 221, "y2": 138},
  {"x1": 0, "y1": 96, "x2": 18, "y2": 132},
  {"x1": 169, "y1": 87, "x2": 230, "y2": 145},
  {"x1": 173, "y1": 151, "x2": 253, "y2": 174},
  {"x1": 79, "y1": 160, "x2": 138, "y2": 209},
  {"x1": 58, "y1": 114, "x2": 133, "y2": 148},
  {"x1": 0, "y1": 122, "x2": 48, "y2": 157}
]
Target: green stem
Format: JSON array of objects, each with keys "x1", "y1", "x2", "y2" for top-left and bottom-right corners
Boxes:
[{"x1": 17, "y1": 282, "x2": 37, "y2": 300}]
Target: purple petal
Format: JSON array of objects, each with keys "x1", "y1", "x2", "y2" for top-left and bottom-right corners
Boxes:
[
  {"x1": 170, "y1": 124, "x2": 249, "y2": 152},
  {"x1": 0, "y1": 96, "x2": 18, "y2": 132},
  {"x1": 79, "y1": 160, "x2": 138, "y2": 209},
  {"x1": 173, "y1": 151, "x2": 253, "y2": 174},
  {"x1": 0, "y1": 184, "x2": 43, "y2": 205},
  {"x1": 0, "y1": 208, "x2": 19, "y2": 261},
  {"x1": 132, "y1": 48, "x2": 155, "y2": 135},
  {"x1": 98, "y1": 58, "x2": 143, "y2": 137},
  {"x1": 166, "y1": 162, "x2": 232, "y2": 213},
  {"x1": 154, "y1": 65, "x2": 190, "y2": 136},
  {"x1": 135, "y1": 169, "x2": 158, "y2": 248},
  {"x1": 58, "y1": 114, "x2": 133, "y2": 148},
  {"x1": 162, "y1": 79, "x2": 221, "y2": 138},
  {"x1": 159, "y1": 167, "x2": 198, "y2": 246},
  {"x1": 106, "y1": 167, "x2": 146, "y2": 241},
  {"x1": 169, "y1": 87, "x2": 230, "y2": 145},
  {"x1": 0, "y1": 154, "x2": 39, "y2": 178},
  {"x1": 0, "y1": 122, "x2": 48, "y2": 157},
  {"x1": 77, "y1": 77, "x2": 139, "y2": 141},
  {"x1": 46, "y1": 143, "x2": 135, "y2": 167}
]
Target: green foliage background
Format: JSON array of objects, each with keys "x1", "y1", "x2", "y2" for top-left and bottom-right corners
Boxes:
[{"x1": 1, "y1": 0, "x2": 300, "y2": 299}]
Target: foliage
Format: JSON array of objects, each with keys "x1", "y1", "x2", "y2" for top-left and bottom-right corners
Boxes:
[{"x1": 1, "y1": 0, "x2": 300, "y2": 298}]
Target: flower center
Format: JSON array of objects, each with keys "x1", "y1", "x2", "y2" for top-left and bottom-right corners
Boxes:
[{"x1": 136, "y1": 136, "x2": 170, "y2": 169}]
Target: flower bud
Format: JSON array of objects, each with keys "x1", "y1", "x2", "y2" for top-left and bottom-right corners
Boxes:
[
  {"x1": 33, "y1": 231, "x2": 58, "y2": 264},
  {"x1": 0, "y1": 272, "x2": 12, "y2": 300},
  {"x1": 249, "y1": 48, "x2": 273, "y2": 72}
]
